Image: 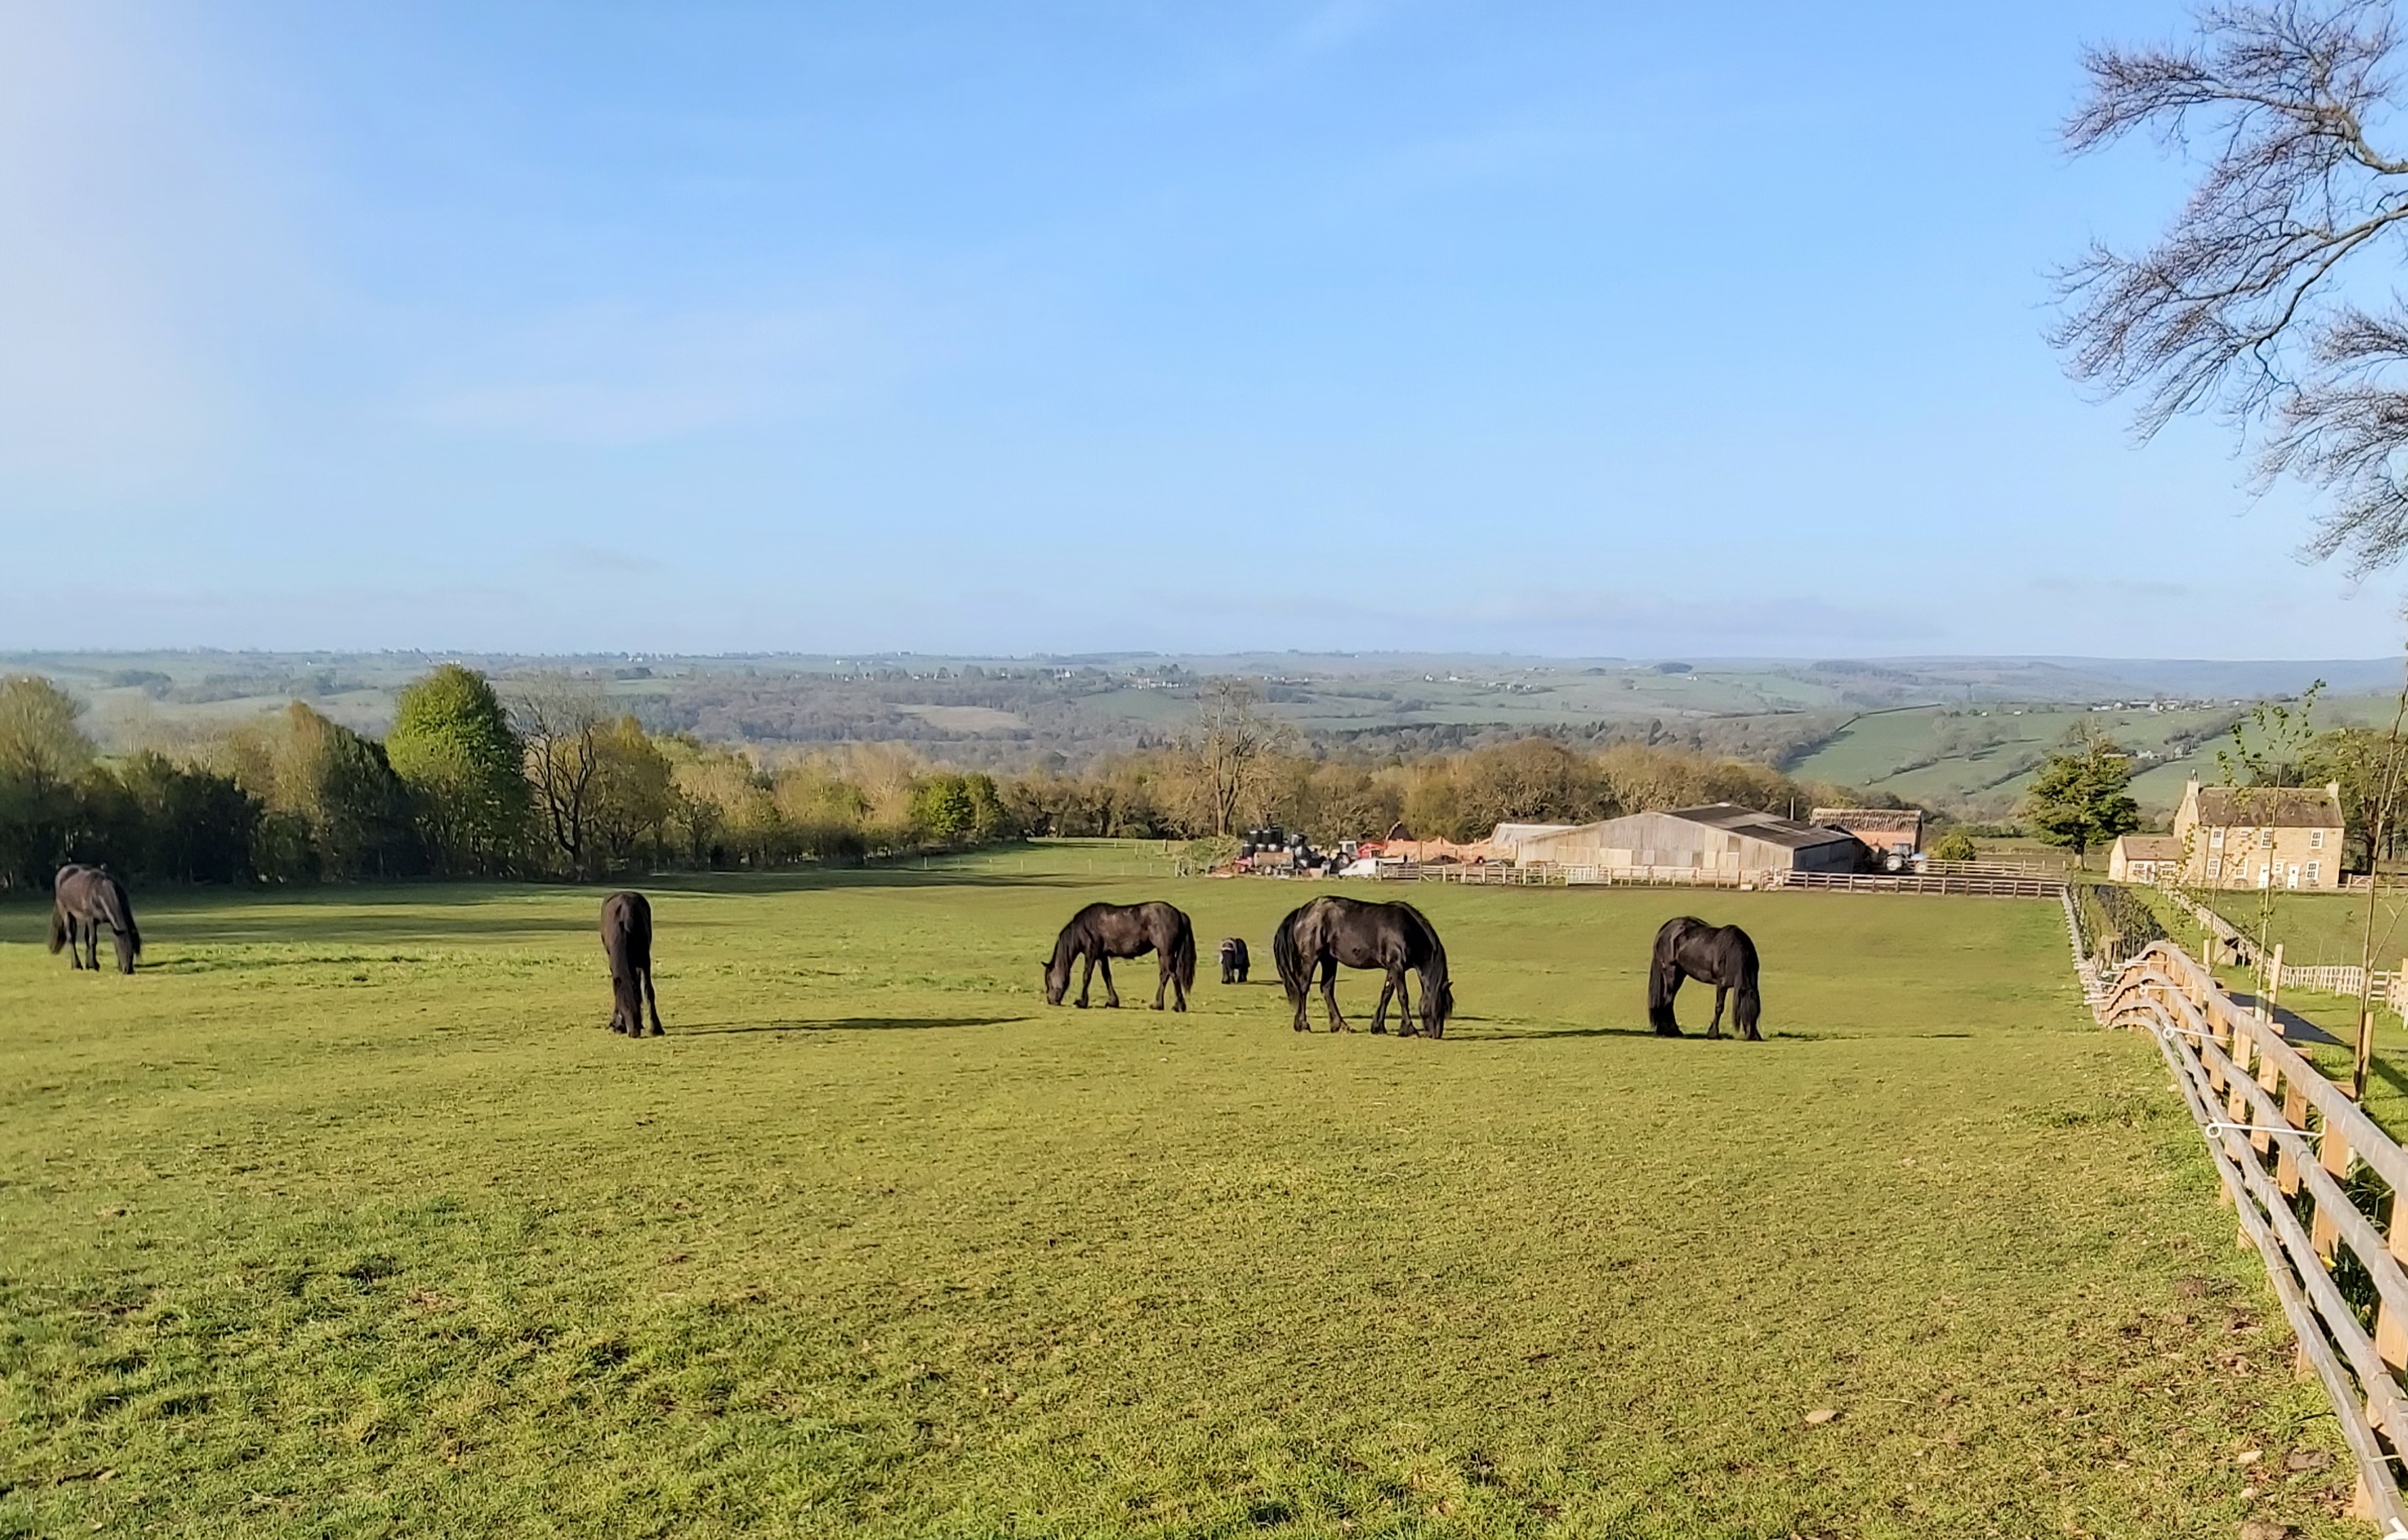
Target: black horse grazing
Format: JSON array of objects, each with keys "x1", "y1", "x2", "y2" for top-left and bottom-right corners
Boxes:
[
  {"x1": 1648, "y1": 916, "x2": 1761, "y2": 1040},
  {"x1": 1272, "y1": 895, "x2": 1453, "y2": 1038},
  {"x1": 48, "y1": 865, "x2": 141, "y2": 974},
  {"x1": 600, "y1": 891, "x2": 663, "y2": 1037},
  {"x1": 1044, "y1": 901, "x2": 1196, "y2": 1011},
  {"x1": 1219, "y1": 936, "x2": 1250, "y2": 985}
]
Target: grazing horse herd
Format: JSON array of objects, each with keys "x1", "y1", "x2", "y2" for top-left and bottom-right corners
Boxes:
[{"x1": 40, "y1": 862, "x2": 1767, "y2": 1040}]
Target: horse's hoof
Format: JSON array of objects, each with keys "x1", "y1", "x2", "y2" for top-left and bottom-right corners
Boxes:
[{"x1": 1074, "y1": 1001, "x2": 1088, "y2": 1009}]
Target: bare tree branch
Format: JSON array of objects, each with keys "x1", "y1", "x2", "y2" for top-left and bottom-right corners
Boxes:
[
  {"x1": 2055, "y1": 2, "x2": 2408, "y2": 573},
  {"x1": 514, "y1": 684, "x2": 606, "y2": 879}
]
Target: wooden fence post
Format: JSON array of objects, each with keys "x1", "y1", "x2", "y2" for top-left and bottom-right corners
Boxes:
[
  {"x1": 2278, "y1": 1074, "x2": 2309, "y2": 1196},
  {"x1": 2253, "y1": 1015, "x2": 2283, "y2": 1157},
  {"x1": 2312, "y1": 1119, "x2": 2353, "y2": 1261},
  {"x1": 2375, "y1": 1188, "x2": 2408, "y2": 1379}
]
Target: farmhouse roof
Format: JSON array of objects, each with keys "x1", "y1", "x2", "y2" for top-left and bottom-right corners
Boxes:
[
  {"x1": 1661, "y1": 803, "x2": 1862, "y2": 850},
  {"x1": 2114, "y1": 834, "x2": 2182, "y2": 861},
  {"x1": 1810, "y1": 808, "x2": 1922, "y2": 833},
  {"x1": 2191, "y1": 782, "x2": 2343, "y2": 829}
]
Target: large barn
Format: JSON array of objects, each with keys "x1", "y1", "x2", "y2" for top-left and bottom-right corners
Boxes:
[{"x1": 1510, "y1": 803, "x2": 1862, "y2": 877}]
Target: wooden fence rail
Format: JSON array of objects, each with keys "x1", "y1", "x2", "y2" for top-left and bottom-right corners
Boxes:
[
  {"x1": 2096, "y1": 941, "x2": 2408, "y2": 1525},
  {"x1": 1773, "y1": 870, "x2": 2066, "y2": 898}
]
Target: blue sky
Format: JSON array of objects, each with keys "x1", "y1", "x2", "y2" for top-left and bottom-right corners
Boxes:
[{"x1": 3, "y1": 1, "x2": 2398, "y2": 658}]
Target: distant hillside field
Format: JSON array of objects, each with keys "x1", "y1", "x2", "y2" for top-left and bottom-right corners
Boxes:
[{"x1": 3, "y1": 650, "x2": 2384, "y2": 814}]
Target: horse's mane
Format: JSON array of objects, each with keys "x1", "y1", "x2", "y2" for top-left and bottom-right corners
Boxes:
[
  {"x1": 99, "y1": 872, "x2": 141, "y2": 959},
  {"x1": 1396, "y1": 901, "x2": 1451, "y2": 1032}
]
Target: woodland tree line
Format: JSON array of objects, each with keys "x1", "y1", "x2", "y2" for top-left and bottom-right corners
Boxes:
[{"x1": 0, "y1": 666, "x2": 1889, "y2": 892}]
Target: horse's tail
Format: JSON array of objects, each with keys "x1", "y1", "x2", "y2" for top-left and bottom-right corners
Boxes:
[
  {"x1": 1170, "y1": 913, "x2": 1196, "y2": 994},
  {"x1": 1730, "y1": 926, "x2": 1761, "y2": 1038},
  {"x1": 99, "y1": 876, "x2": 141, "y2": 970},
  {"x1": 1417, "y1": 920, "x2": 1451, "y2": 1038},
  {"x1": 1271, "y1": 908, "x2": 1306, "y2": 1007}
]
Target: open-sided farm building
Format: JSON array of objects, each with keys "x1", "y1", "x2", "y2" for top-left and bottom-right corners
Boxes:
[{"x1": 1510, "y1": 802, "x2": 1862, "y2": 880}]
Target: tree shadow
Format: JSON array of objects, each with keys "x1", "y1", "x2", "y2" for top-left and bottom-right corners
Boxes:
[
  {"x1": 672, "y1": 1013, "x2": 1032, "y2": 1035},
  {"x1": 2226, "y1": 991, "x2": 2347, "y2": 1048}
]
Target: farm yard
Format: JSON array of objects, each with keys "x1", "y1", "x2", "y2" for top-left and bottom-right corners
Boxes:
[{"x1": 0, "y1": 844, "x2": 2366, "y2": 1537}]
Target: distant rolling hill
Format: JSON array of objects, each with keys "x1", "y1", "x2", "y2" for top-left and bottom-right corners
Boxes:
[{"x1": 3, "y1": 649, "x2": 2390, "y2": 815}]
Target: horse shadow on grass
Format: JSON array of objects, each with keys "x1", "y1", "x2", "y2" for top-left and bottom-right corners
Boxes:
[{"x1": 673, "y1": 1013, "x2": 1033, "y2": 1036}]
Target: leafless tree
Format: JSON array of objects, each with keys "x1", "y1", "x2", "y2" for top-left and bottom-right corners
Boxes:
[
  {"x1": 2055, "y1": 1, "x2": 2408, "y2": 572},
  {"x1": 1185, "y1": 679, "x2": 1291, "y2": 837},
  {"x1": 515, "y1": 684, "x2": 607, "y2": 878}
]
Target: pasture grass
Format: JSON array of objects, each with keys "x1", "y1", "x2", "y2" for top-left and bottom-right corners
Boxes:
[
  {"x1": 2180, "y1": 891, "x2": 2408, "y2": 1139},
  {"x1": 0, "y1": 846, "x2": 2369, "y2": 1537}
]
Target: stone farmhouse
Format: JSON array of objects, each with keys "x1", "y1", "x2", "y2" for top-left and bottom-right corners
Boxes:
[
  {"x1": 2169, "y1": 777, "x2": 2346, "y2": 891},
  {"x1": 2106, "y1": 834, "x2": 2182, "y2": 884}
]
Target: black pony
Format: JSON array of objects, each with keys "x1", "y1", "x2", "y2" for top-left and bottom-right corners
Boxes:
[
  {"x1": 1272, "y1": 895, "x2": 1452, "y2": 1037},
  {"x1": 1647, "y1": 915, "x2": 1761, "y2": 1040},
  {"x1": 48, "y1": 864, "x2": 141, "y2": 974},
  {"x1": 1045, "y1": 901, "x2": 1196, "y2": 1011},
  {"x1": 600, "y1": 891, "x2": 663, "y2": 1037},
  {"x1": 1219, "y1": 936, "x2": 1250, "y2": 985}
]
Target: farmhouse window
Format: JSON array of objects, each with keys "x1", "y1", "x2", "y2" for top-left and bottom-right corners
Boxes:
[
  {"x1": 2207, "y1": 856, "x2": 2222, "y2": 877},
  {"x1": 2308, "y1": 861, "x2": 2322, "y2": 884},
  {"x1": 2259, "y1": 828, "x2": 2275, "y2": 848},
  {"x1": 2287, "y1": 863, "x2": 2301, "y2": 888},
  {"x1": 2311, "y1": 829, "x2": 2325, "y2": 850},
  {"x1": 2210, "y1": 828, "x2": 2225, "y2": 849}
]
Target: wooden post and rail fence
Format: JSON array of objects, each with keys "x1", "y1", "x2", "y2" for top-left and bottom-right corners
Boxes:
[{"x1": 2094, "y1": 938, "x2": 2408, "y2": 1526}]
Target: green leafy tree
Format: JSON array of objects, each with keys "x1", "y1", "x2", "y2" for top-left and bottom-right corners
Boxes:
[
  {"x1": 115, "y1": 752, "x2": 261, "y2": 884},
  {"x1": 246, "y1": 703, "x2": 422, "y2": 880},
  {"x1": 388, "y1": 665, "x2": 527, "y2": 875},
  {"x1": 911, "y1": 774, "x2": 977, "y2": 844},
  {"x1": 0, "y1": 675, "x2": 97, "y2": 889},
  {"x1": 589, "y1": 716, "x2": 678, "y2": 868},
  {"x1": 2023, "y1": 727, "x2": 2141, "y2": 867},
  {"x1": 1930, "y1": 829, "x2": 1977, "y2": 862}
]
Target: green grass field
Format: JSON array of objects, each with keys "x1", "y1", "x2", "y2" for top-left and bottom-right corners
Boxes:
[
  {"x1": 0, "y1": 846, "x2": 2368, "y2": 1537},
  {"x1": 2174, "y1": 890, "x2": 2408, "y2": 1139}
]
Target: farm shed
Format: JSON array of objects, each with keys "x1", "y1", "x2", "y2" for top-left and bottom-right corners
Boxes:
[
  {"x1": 1510, "y1": 803, "x2": 1862, "y2": 877},
  {"x1": 1811, "y1": 807, "x2": 1923, "y2": 856},
  {"x1": 2108, "y1": 834, "x2": 2181, "y2": 885}
]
